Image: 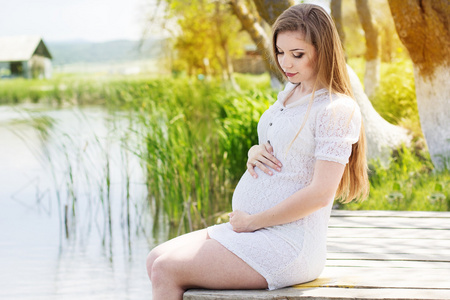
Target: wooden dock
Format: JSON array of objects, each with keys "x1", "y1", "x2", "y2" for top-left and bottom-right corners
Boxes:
[{"x1": 184, "y1": 210, "x2": 450, "y2": 300}]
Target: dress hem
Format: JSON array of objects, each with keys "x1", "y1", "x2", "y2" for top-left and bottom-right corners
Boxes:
[{"x1": 208, "y1": 225, "x2": 279, "y2": 290}]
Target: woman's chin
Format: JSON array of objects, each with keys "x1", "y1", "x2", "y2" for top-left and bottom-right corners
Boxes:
[{"x1": 287, "y1": 78, "x2": 300, "y2": 84}]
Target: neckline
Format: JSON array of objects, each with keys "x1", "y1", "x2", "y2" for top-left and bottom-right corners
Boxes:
[{"x1": 281, "y1": 83, "x2": 327, "y2": 108}]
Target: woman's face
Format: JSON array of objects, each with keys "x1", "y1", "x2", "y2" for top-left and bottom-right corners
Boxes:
[{"x1": 276, "y1": 31, "x2": 318, "y2": 86}]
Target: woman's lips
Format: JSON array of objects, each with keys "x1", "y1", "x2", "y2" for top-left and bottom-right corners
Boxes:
[{"x1": 285, "y1": 72, "x2": 297, "y2": 77}]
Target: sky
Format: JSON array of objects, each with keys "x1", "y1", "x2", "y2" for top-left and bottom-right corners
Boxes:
[
  {"x1": 0, "y1": 0, "x2": 160, "y2": 42},
  {"x1": 0, "y1": 0, "x2": 331, "y2": 43}
]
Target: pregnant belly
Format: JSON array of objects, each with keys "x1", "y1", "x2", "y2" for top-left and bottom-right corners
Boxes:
[{"x1": 232, "y1": 170, "x2": 303, "y2": 215}]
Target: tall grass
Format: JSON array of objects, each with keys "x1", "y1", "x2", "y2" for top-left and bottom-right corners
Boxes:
[
  {"x1": 4, "y1": 72, "x2": 448, "y2": 236},
  {"x1": 341, "y1": 145, "x2": 449, "y2": 211},
  {"x1": 128, "y1": 77, "x2": 274, "y2": 233}
]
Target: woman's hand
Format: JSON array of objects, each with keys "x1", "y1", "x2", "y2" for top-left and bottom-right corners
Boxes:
[
  {"x1": 247, "y1": 142, "x2": 282, "y2": 178},
  {"x1": 229, "y1": 210, "x2": 260, "y2": 232}
]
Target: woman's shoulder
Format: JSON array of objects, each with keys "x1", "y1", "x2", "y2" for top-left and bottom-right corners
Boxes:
[
  {"x1": 314, "y1": 92, "x2": 359, "y2": 113},
  {"x1": 311, "y1": 92, "x2": 361, "y2": 127}
]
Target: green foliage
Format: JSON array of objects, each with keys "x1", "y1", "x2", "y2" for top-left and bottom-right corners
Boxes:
[
  {"x1": 342, "y1": 0, "x2": 410, "y2": 62},
  {"x1": 4, "y1": 72, "x2": 448, "y2": 232},
  {"x1": 0, "y1": 74, "x2": 158, "y2": 106},
  {"x1": 371, "y1": 59, "x2": 417, "y2": 124},
  {"x1": 348, "y1": 57, "x2": 422, "y2": 141},
  {"x1": 341, "y1": 145, "x2": 449, "y2": 211},
  {"x1": 97, "y1": 75, "x2": 274, "y2": 231},
  {"x1": 164, "y1": 0, "x2": 245, "y2": 77}
]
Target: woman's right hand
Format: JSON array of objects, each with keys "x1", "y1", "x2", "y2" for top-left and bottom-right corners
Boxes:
[{"x1": 246, "y1": 142, "x2": 282, "y2": 178}]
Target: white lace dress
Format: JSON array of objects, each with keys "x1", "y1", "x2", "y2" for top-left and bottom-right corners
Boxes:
[{"x1": 207, "y1": 82, "x2": 362, "y2": 290}]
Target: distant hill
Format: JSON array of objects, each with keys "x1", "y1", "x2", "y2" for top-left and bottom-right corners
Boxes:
[{"x1": 46, "y1": 38, "x2": 164, "y2": 66}]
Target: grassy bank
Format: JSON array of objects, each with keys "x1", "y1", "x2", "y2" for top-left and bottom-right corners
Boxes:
[{"x1": 2, "y1": 69, "x2": 448, "y2": 233}]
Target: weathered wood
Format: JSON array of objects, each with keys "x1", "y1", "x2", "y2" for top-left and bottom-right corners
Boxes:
[
  {"x1": 305, "y1": 267, "x2": 450, "y2": 289},
  {"x1": 330, "y1": 210, "x2": 450, "y2": 218},
  {"x1": 325, "y1": 259, "x2": 450, "y2": 269},
  {"x1": 328, "y1": 227, "x2": 450, "y2": 239},
  {"x1": 329, "y1": 217, "x2": 450, "y2": 229},
  {"x1": 327, "y1": 251, "x2": 450, "y2": 262},
  {"x1": 184, "y1": 211, "x2": 450, "y2": 299},
  {"x1": 327, "y1": 237, "x2": 450, "y2": 250},
  {"x1": 185, "y1": 287, "x2": 450, "y2": 300}
]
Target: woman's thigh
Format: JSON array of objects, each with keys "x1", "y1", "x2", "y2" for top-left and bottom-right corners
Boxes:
[
  {"x1": 153, "y1": 237, "x2": 268, "y2": 290},
  {"x1": 150, "y1": 229, "x2": 209, "y2": 258},
  {"x1": 147, "y1": 229, "x2": 209, "y2": 275}
]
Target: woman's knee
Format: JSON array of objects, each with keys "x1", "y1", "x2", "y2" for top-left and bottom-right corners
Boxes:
[
  {"x1": 150, "y1": 255, "x2": 177, "y2": 287},
  {"x1": 146, "y1": 248, "x2": 161, "y2": 278}
]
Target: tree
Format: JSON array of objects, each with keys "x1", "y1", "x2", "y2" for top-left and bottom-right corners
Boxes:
[
  {"x1": 252, "y1": 0, "x2": 295, "y2": 25},
  {"x1": 355, "y1": 0, "x2": 380, "y2": 98},
  {"x1": 229, "y1": 0, "x2": 285, "y2": 88},
  {"x1": 331, "y1": 0, "x2": 346, "y2": 49},
  {"x1": 347, "y1": 66, "x2": 409, "y2": 161},
  {"x1": 388, "y1": 0, "x2": 450, "y2": 170},
  {"x1": 231, "y1": 0, "x2": 410, "y2": 161},
  {"x1": 145, "y1": 0, "x2": 411, "y2": 161},
  {"x1": 158, "y1": 0, "x2": 244, "y2": 87}
]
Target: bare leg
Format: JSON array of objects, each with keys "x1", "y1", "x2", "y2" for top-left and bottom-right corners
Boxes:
[
  {"x1": 146, "y1": 229, "x2": 210, "y2": 279},
  {"x1": 148, "y1": 229, "x2": 268, "y2": 300}
]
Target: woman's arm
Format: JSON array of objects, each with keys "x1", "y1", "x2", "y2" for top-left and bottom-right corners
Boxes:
[{"x1": 229, "y1": 160, "x2": 345, "y2": 232}]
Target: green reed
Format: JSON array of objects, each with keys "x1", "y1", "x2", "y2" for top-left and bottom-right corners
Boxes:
[
  {"x1": 5, "y1": 72, "x2": 448, "y2": 236},
  {"x1": 111, "y1": 76, "x2": 274, "y2": 233}
]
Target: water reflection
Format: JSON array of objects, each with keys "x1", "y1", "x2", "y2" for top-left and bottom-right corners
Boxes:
[{"x1": 0, "y1": 105, "x2": 166, "y2": 299}]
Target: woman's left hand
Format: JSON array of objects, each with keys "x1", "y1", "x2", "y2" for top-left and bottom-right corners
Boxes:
[{"x1": 229, "y1": 210, "x2": 259, "y2": 233}]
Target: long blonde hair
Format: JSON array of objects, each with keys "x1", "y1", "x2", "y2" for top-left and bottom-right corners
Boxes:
[{"x1": 272, "y1": 4, "x2": 369, "y2": 203}]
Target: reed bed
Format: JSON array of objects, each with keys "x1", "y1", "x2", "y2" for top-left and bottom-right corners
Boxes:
[
  {"x1": 3, "y1": 72, "x2": 448, "y2": 237},
  {"x1": 127, "y1": 77, "x2": 275, "y2": 233}
]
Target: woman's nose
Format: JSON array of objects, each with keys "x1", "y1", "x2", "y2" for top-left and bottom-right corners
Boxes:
[{"x1": 280, "y1": 55, "x2": 292, "y2": 69}]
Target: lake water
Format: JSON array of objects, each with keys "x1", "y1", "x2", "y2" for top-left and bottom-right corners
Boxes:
[{"x1": 0, "y1": 105, "x2": 167, "y2": 299}]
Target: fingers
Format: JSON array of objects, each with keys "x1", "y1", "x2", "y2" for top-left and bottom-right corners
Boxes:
[
  {"x1": 258, "y1": 155, "x2": 281, "y2": 173},
  {"x1": 254, "y1": 159, "x2": 274, "y2": 176},
  {"x1": 264, "y1": 141, "x2": 274, "y2": 154},
  {"x1": 263, "y1": 142, "x2": 282, "y2": 168},
  {"x1": 247, "y1": 143, "x2": 283, "y2": 177},
  {"x1": 246, "y1": 161, "x2": 258, "y2": 179}
]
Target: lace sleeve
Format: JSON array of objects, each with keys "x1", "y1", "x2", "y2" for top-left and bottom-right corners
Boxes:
[{"x1": 314, "y1": 96, "x2": 361, "y2": 165}]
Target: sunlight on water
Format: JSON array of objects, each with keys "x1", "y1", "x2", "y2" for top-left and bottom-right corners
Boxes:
[{"x1": 0, "y1": 105, "x2": 167, "y2": 299}]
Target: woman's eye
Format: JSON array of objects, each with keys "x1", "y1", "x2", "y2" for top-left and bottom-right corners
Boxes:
[
  {"x1": 293, "y1": 53, "x2": 304, "y2": 58},
  {"x1": 276, "y1": 51, "x2": 284, "y2": 55}
]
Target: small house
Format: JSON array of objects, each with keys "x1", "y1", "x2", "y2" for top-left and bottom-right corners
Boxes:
[
  {"x1": 233, "y1": 45, "x2": 266, "y2": 74},
  {"x1": 0, "y1": 36, "x2": 52, "y2": 79}
]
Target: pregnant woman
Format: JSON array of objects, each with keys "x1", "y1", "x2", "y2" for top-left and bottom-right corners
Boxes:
[{"x1": 146, "y1": 3, "x2": 369, "y2": 299}]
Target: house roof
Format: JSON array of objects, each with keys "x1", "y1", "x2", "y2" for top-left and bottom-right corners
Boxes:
[{"x1": 0, "y1": 35, "x2": 52, "y2": 62}]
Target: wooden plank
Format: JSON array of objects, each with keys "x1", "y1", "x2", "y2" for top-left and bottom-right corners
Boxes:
[
  {"x1": 327, "y1": 237, "x2": 450, "y2": 251},
  {"x1": 331, "y1": 210, "x2": 450, "y2": 218},
  {"x1": 315, "y1": 267, "x2": 450, "y2": 289},
  {"x1": 327, "y1": 247, "x2": 450, "y2": 256},
  {"x1": 184, "y1": 211, "x2": 450, "y2": 299},
  {"x1": 325, "y1": 259, "x2": 450, "y2": 269},
  {"x1": 327, "y1": 227, "x2": 450, "y2": 240},
  {"x1": 327, "y1": 251, "x2": 450, "y2": 262},
  {"x1": 185, "y1": 287, "x2": 450, "y2": 300},
  {"x1": 328, "y1": 217, "x2": 450, "y2": 229}
]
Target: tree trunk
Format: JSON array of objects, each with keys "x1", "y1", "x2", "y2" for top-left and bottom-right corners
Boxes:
[
  {"x1": 347, "y1": 65, "x2": 411, "y2": 162},
  {"x1": 252, "y1": 0, "x2": 295, "y2": 25},
  {"x1": 331, "y1": 0, "x2": 345, "y2": 49},
  {"x1": 214, "y1": 2, "x2": 239, "y2": 90},
  {"x1": 388, "y1": 0, "x2": 450, "y2": 170},
  {"x1": 229, "y1": 0, "x2": 284, "y2": 88},
  {"x1": 355, "y1": 0, "x2": 380, "y2": 98}
]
